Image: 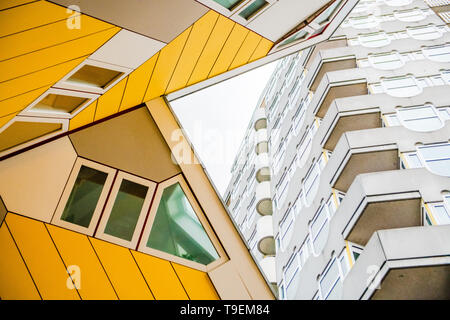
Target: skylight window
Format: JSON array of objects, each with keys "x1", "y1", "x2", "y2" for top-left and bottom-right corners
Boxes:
[
  {"x1": 67, "y1": 64, "x2": 124, "y2": 89},
  {"x1": 238, "y1": 0, "x2": 268, "y2": 20}
]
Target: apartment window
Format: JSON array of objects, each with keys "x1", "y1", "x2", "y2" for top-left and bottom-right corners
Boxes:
[
  {"x1": 381, "y1": 76, "x2": 422, "y2": 98},
  {"x1": 52, "y1": 158, "x2": 116, "y2": 235},
  {"x1": 296, "y1": 128, "x2": 313, "y2": 168},
  {"x1": 313, "y1": 0, "x2": 342, "y2": 26},
  {"x1": 95, "y1": 172, "x2": 156, "y2": 248},
  {"x1": 424, "y1": 201, "x2": 450, "y2": 225},
  {"x1": 417, "y1": 143, "x2": 450, "y2": 177},
  {"x1": 275, "y1": 170, "x2": 290, "y2": 209},
  {"x1": 22, "y1": 88, "x2": 98, "y2": 119},
  {"x1": 368, "y1": 51, "x2": 404, "y2": 70},
  {"x1": 293, "y1": 100, "x2": 307, "y2": 136},
  {"x1": 238, "y1": 0, "x2": 268, "y2": 19},
  {"x1": 310, "y1": 204, "x2": 330, "y2": 255},
  {"x1": 273, "y1": 140, "x2": 286, "y2": 175},
  {"x1": 318, "y1": 257, "x2": 343, "y2": 300},
  {"x1": 140, "y1": 176, "x2": 222, "y2": 268},
  {"x1": 284, "y1": 251, "x2": 300, "y2": 298},
  {"x1": 422, "y1": 44, "x2": 450, "y2": 62},
  {"x1": 407, "y1": 25, "x2": 443, "y2": 41},
  {"x1": 293, "y1": 190, "x2": 304, "y2": 217},
  {"x1": 400, "y1": 152, "x2": 422, "y2": 169},
  {"x1": 278, "y1": 282, "x2": 286, "y2": 300},
  {"x1": 394, "y1": 8, "x2": 427, "y2": 22},
  {"x1": 212, "y1": 0, "x2": 243, "y2": 9},
  {"x1": 348, "y1": 15, "x2": 378, "y2": 29},
  {"x1": 358, "y1": 32, "x2": 391, "y2": 48},
  {"x1": 303, "y1": 161, "x2": 321, "y2": 206},
  {"x1": 280, "y1": 29, "x2": 309, "y2": 47},
  {"x1": 396, "y1": 105, "x2": 444, "y2": 132},
  {"x1": 280, "y1": 206, "x2": 295, "y2": 246}
]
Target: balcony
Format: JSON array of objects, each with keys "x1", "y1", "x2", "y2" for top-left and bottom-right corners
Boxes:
[
  {"x1": 256, "y1": 215, "x2": 275, "y2": 255},
  {"x1": 255, "y1": 129, "x2": 268, "y2": 155},
  {"x1": 256, "y1": 181, "x2": 273, "y2": 216},
  {"x1": 342, "y1": 225, "x2": 450, "y2": 300},
  {"x1": 255, "y1": 153, "x2": 270, "y2": 182},
  {"x1": 260, "y1": 256, "x2": 276, "y2": 284},
  {"x1": 309, "y1": 58, "x2": 357, "y2": 92},
  {"x1": 254, "y1": 108, "x2": 267, "y2": 131}
]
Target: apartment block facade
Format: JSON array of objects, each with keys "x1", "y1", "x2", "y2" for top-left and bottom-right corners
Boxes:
[{"x1": 225, "y1": 0, "x2": 450, "y2": 299}]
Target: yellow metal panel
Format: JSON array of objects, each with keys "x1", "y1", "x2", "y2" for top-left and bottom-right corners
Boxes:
[
  {"x1": 166, "y1": 11, "x2": 219, "y2": 94},
  {"x1": 187, "y1": 15, "x2": 234, "y2": 86},
  {"x1": 0, "y1": 221, "x2": 41, "y2": 300},
  {"x1": 94, "y1": 76, "x2": 127, "y2": 121},
  {"x1": 5, "y1": 214, "x2": 80, "y2": 300},
  {"x1": 0, "y1": 0, "x2": 36, "y2": 11},
  {"x1": 209, "y1": 24, "x2": 249, "y2": 78},
  {"x1": 0, "y1": 26, "x2": 120, "y2": 83},
  {"x1": 0, "y1": 15, "x2": 113, "y2": 62},
  {"x1": 228, "y1": 32, "x2": 262, "y2": 70},
  {"x1": 46, "y1": 224, "x2": 118, "y2": 300},
  {"x1": 0, "y1": 112, "x2": 17, "y2": 129},
  {"x1": 131, "y1": 251, "x2": 188, "y2": 300},
  {"x1": 89, "y1": 238, "x2": 154, "y2": 300},
  {"x1": 120, "y1": 53, "x2": 159, "y2": 112},
  {"x1": 172, "y1": 263, "x2": 219, "y2": 300},
  {"x1": 144, "y1": 27, "x2": 191, "y2": 101},
  {"x1": 69, "y1": 100, "x2": 96, "y2": 131},
  {"x1": 0, "y1": 57, "x2": 86, "y2": 102},
  {"x1": 248, "y1": 38, "x2": 273, "y2": 63},
  {"x1": 0, "y1": 0, "x2": 72, "y2": 38},
  {"x1": 0, "y1": 85, "x2": 50, "y2": 118}
]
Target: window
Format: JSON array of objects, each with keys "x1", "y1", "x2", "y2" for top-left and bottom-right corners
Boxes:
[
  {"x1": 310, "y1": 204, "x2": 330, "y2": 255},
  {"x1": 423, "y1": 44, "x2": 450, "y2": 63},
  {"x1": 396, "y1": 105, "x2": 444, "y2": 132},
  {"x1": 22, "y1": 88, "x2": 98, "y2": 119},
  {"x1": 381, "y1": 76, "x2": 422, "y2": 97},
  {"x1": 407, "y1": 25, "x2": 443, "y2": 41},
  {"x1": 280, "y1": 206, "x2": 295, "y2": 246},
  {"x1": 318, "y1": 257, "x2": 343, "y2": 300},
  {"x1": 358, "y1": 32, "x2": 391, "y2": 48},
  {"x1": 292, "y1": 99, "x2": 307, "y2": 135},
  {"x1": 417, "y1": 143, "x2": 450, "y2": 177},
  {"x1": 238, "y1": 0, "x2": 268, "y2": 20},
  {"x1": 313, "y1": 0, "x2": 342, "y2": 26},
  {"x1": 423, "y1": 201, "x2": 450, "y2": 225},
  {"x1": 95, "y1": 172, "x2": 156, "y2": 248},
  {"x1": 394, "y1": 8, "x2": 427, "y2": 22},
  {"x1": 275, "y1": 170, "x2": 290, "y2": 209},
  {"x1": 52, "y1": 158, "x2": 116, "y2": 235},
  {"x1": 212, "y1": 0, "x2": 243, "y2": 9},
  {"x1": 296, "y1": 127, "x2": 313, "y2": 168},
  {"x1": 139, "y1": 176, "x2": 224, "y2": 269},
  {"x1": 284, "y1": 252, "x2": 300, "y2": 298},
  {"x1": 280, "y1": 29, "x2": 309, "y2": 47},
  {"x1": 368, "y1": 51, "x2": 404, "y2": 70},
  {"x1": 303, "y1": 161, "x2": 321, "y2": 206},
  {"x1": 400, "y1": 152, "x2": 422, "y2": 169},
  {"x1": 56, "y1": 59, "x2": 130, "y2": 94}
]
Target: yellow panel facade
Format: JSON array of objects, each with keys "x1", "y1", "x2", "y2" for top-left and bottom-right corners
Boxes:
[
  {"x1": 0, "y1": 0, "x2": 71, "y2": 38},
  {"x1": 187, "y1": 15, "x2": 235, "y2": 86},
  {"x1": 0, "y1": 26, "x2": 120, "y2": 83},
  {"x1": 131, "y1": 251, "x2": 189, "y2": 300},
  {"x1": 0, "y1": 221, "x2": 41, "y2": 300},
  {"x1": 46, "y1": 224, "x2": 118, "y2": 300},
  {"x1": 228, "y1": 32, "x2": 262, "y2": 70},
  {"x1": 0, "y1": 112, "x2": 17, "y2": 130},
  {"x1": 172, "y1": 263, "x2": 219, "y2": 300},
  {"x1": 120, "y1": 53, "x2": 159, "y2": 112},
  {"x1": 208, "y1": 24, "x2": 249, "y2": 78},
  {"x1": 89, "y1": 238, "x2": 154, "y2": 300},
  {"x1": 69, "y1": 100, "x2": 97, "y2": 131},
  {"x1": 5, "y1": 214, "x2": 80, "y2": 300},
  {"x1": 0, "y1": 85, "x2": 50, "y2": 118},
  {"x1": 144, "y1": 27, "x2": 192, "y2": 101},
  {"x1": 0, "y1": 16, "x2": 113, "y2": 62},
  {"x1": 166, "y1": 11, "x2": 219, "y2": 94},
  {"x1": 249, "y1": 38, "x2": 273, "y2": 63},
  {"x1": 0, "y1": 57, "x2": 85, "y2": 102},
  {"x1": 94, "y1": 76, "x2": 128, "y2": 121},
  {"x1": 0, "y1": 0, "x2": 36, "y2": 11}
]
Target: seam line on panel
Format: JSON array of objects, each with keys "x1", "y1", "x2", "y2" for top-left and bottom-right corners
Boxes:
[
  {"x1": 170, "y1": 262, "x2": 191, "y2": 300},
  {"x1": 206, "y1": 22, "x2": 236, "y2": 79},
  {"x1": 227, "y1": 29, "x2": 251, "y2": 71},
  {"x1": 142, "y1": 52, "x2": 161, "y2": 102},
  {"x1": 0, "y1": 0, "x2": 40, "y2": 13},
  {"x1": 128, "y1": 250, "x2": 156, "y2": 300}
]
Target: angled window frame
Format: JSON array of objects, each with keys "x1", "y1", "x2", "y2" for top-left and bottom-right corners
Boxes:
[
  {"x1": 95, "y1": 171, "x2": 157, "y2": 249},
  {"x1": 20, "y1": 87, "x2": 99, "y2": 119},
  {"x1": 137, "y1": 174, "x2": 227, "y2": 272},
  {"x1": 0, "y1": 115, "x2": 68, "y2": 157},
  {"x1": 231, "y1": 0, "x2": 274, "y2": 24},
  {"x1": 52, "y1": 157, "x2": 117, "y2": 236},
  {"x1": 54, "y1": 58, "x2": 131, "y2": 95}
]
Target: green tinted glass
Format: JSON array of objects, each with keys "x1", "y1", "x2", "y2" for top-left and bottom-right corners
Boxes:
[
  {"x1": 281, "y1": 30, "x2": 308, "y2": 46},
  {"x1": 146, "y1": 183, "x2": 219, "y2": 265},
  {"x1": 104, "y1": 179, "x2": 148, "y2": 241},
  {"x1": 61, "y1": 165, "x2": 108, "y2": 228},
  {"x1": 213, "y1": 0, "x2": 242, "y2": 10},
  {"x1": 239, "y1": 0, "x2": 267, "y2": 19}
]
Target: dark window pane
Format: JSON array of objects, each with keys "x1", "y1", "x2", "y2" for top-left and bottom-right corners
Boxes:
[
  {"x1": 61, "y1": 165, "x2": 108, "y2": 228},
  {"x1": 146, "y1": 183, "x2": 219, "y2": 265},
  {"x1": 213, "y1": 0, "x2": 242, "y2": 10},
  {"x1": 104, "y1": 179, "x2": 148, "y2": 241},
  {"x1": 239, "y1": 0, "x2": 267, "y2": 19}
]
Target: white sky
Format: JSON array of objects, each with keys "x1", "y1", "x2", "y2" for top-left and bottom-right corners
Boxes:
[{"x1": 170, "y1": 62, "x2": 277, "y2": 196}]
